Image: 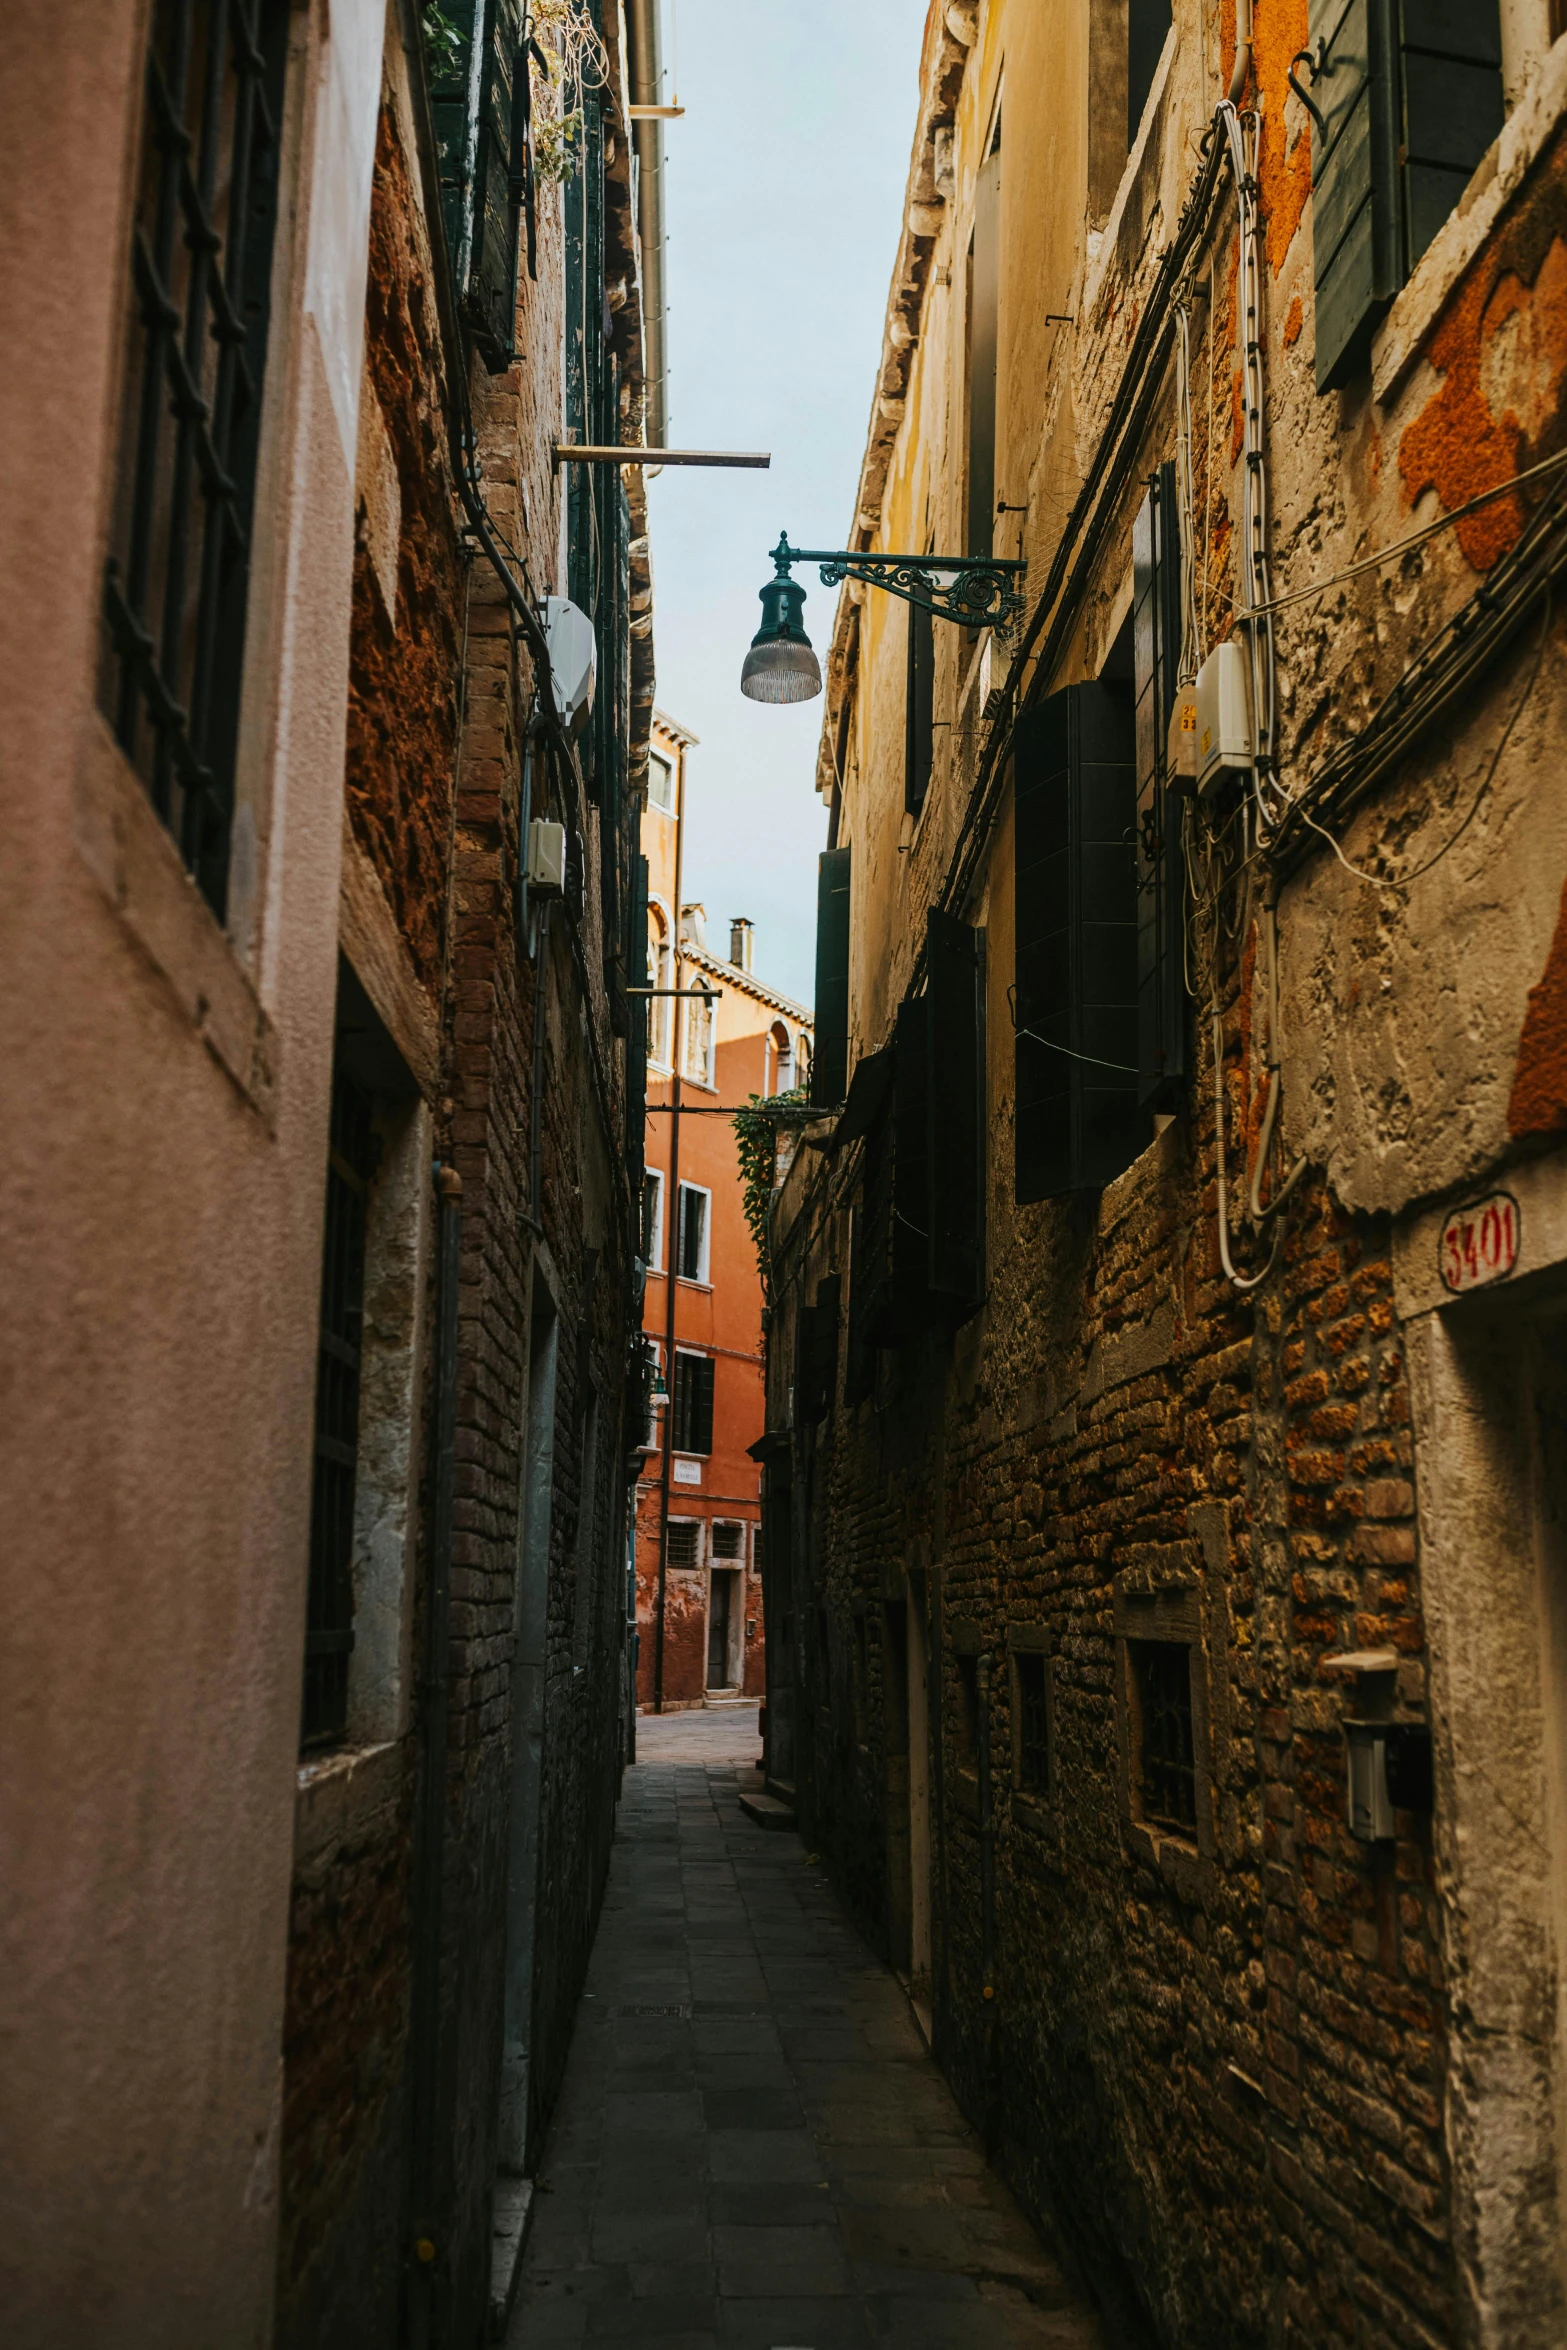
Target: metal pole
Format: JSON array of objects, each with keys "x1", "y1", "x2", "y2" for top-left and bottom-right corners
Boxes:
[{"x1": 652, "y1": 747, "x2": 689, "y2": 1715}]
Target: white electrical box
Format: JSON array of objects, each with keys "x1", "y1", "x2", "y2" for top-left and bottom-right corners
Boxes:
[
  {"x1": 1166, "y1": 687, "x2": 1199, "y2": 791},
  {"x1": 1194, "y1": 640, "x2": 1254, "y2": 797},
  {"x1": 527, "y1": 817, "x2": 567, "y2": 893},
  {"x1": 544, "y1": 595, "x2": 596, "y2": 733}
]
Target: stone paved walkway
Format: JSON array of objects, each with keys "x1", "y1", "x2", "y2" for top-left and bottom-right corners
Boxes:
[{"x1": 508, "y1": 1707, "x2": 1108, "y2": 2348}]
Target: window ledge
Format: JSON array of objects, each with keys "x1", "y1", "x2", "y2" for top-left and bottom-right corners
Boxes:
[
  {"x1": 1373, "y1": 34, "x2": 1567, "y2": 407},
  {"x1": 76, "y1": 714, "x2": 278, "y2": 1126},
  {"x1": 676, "y1": 1276, "x2": 713, "y2": 1292},
  {"x1": 294, "y1": 1737, "x2": 404, "y2": 1867}
]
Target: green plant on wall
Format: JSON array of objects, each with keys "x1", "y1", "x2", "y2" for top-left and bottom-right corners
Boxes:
[
  {"x1": 734, "y1": 1090, "x2": 809, "y2": 1300},
  {"x1": 530, "y1": 0, "x2": 608, "y2": 186},
  {"x1": 420, "y1": 1, "x2": 466, "y2": 76}
]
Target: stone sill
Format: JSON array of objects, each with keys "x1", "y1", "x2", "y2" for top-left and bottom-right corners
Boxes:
[
  {"x1": 1373, "y1": 34, "x2": 1567, "y2": 407},
  {"x1": 294, "y1": 1737, "x2": 403, "y2": 1868}
]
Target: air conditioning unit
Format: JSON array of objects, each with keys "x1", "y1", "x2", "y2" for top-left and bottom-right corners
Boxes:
[
  {"x1": 1194, "y1": 640, "x2": 1255, "y2": 799},
  {"x1": 527, "y1": 817, "x2": 567, "y2": 892},
  {"x1": 544, "y1": 595, "x2": 596, "y2": 733}
]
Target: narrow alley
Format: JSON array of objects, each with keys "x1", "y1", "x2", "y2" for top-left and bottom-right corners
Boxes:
[{"x1": 510, "y1": 1710, "x2": 1106, "y2": 2350}]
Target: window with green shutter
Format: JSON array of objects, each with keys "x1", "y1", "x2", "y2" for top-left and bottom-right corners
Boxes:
[
  {"x1": 905, "y1": 598, "x2": 935, "y2": 818},
  {"x1": 1132, "y1": 464, "x2": 1187, "y2": 1111},
  {"x1": 428, "y1": 0, "x2": 535, "y2": 373},
  {"x1": 1013, "y1": 684, "x2": 1142, "y2": 1204},
  {"x1": 925, "y1": 911, "x2": 985, "y2": 1319},
  {"x1": 1308, "y1": 0, "x2": 1503, "y2": 393},
  {"x1": 811, "y1": 848, "x2": 852, "y2": 1108}
]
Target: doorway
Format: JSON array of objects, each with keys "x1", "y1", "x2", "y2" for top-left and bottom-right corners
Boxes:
[
  {"x1": 707, "y1": 1568, "x2": 740, "y2": 1690},
  {"x1": 906, "y1": 1588, "x2": 933, "y2": 2029}
]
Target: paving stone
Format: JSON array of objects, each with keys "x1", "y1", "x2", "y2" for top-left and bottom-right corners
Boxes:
[{"x1": 508, "y1": 1715, "x2": 1108, "y2": 2350}]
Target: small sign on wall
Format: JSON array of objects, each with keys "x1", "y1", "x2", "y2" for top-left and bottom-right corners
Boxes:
[
  {"x1": 1439, "y1": 1192, "x2": 1521, "y2": 1295},
  {"x1": 673, "y1": 1458, "x2": 702, "y2": 1485}
]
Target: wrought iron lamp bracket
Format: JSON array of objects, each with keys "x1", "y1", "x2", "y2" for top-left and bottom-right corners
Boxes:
[{"x1": 770, "y1": 535, "x2": 1026, "y2": 632}]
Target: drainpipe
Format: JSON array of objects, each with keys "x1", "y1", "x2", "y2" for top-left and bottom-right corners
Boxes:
[
  {"x1": 407, "y1": 1162, "x2": 463, "y2": 2348},
  {"x1": 1229, "y1": 0, "x2": 1253, "y2": 103},
  {"x1": 626, "y1": 0, "x2": 669, "y2": 447}
]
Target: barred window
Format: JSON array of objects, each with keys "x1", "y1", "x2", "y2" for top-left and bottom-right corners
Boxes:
[
  {"x1": 710, "y1": 1519, "x2": 744, "y2": 1560},
  {"x1": 302, "y1": 1069, "x2": 377, "y2": 1749},
  {"x1": 1131, "y1": 1640, "x2": 1196, "y2": 1833},
  {"x1": 666, "y1": 1519, "x2": 700, "y2": 1571},
  {"x1": 100, "y1": 0, "x2": 288, "y2": 917}
]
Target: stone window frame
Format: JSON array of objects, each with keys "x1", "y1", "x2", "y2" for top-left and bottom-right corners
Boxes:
[
  {"x1": 1112, "y1": 1508, "x2": 1234, "y2": 1896},
  {"x1": 1005, "y1": 1620, "x2": 1064, "y2": 1875}
]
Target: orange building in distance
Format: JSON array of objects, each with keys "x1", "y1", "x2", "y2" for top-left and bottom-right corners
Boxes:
[{"x1": 635, "y1": 713, "x2": 812, "y2": 1712}]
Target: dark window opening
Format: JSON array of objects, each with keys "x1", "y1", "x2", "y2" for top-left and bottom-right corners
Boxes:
[
  {"x1": 711, "y1": 1519, "x2": 745, "y2": 1560},
  {"x1": 100, "y1": 0, "x2": 289, "y2": 918},
  {"x1": 302, "y1": 1067, "x2": 378, "y2": 1748},
  {"x1": 677, "y1": 1184, "x2": 707, "y2": 1280},
  {"x1": 1128, "y1": 0, "x2": 1173, "y2": 147},
  {"x1": 852, "y1": 1614, "x2": 870, "y2": 1742},
  {"x1": 671, "y1": 1350, "x2": 714, "y2": 1455},
  {"x1": 707, "y1": 1568, "x2": 736, "y2": 1687},
  {"x1": 642, "y1": 1171, "x2": 662, "y2": 1263},
  {"x1": 965, "y1": 121, "x2": 1000, "y2": 563},
  {"x1": 1015, "y1": 1650, "x2": 1049, "y2": 1794},
  {"x1": 816, "y1": 1606, "x2": 831, "y2": 1689},
  {"x1": 1131, "y1": 1639, "x2": 1196, "y2": 1833}
]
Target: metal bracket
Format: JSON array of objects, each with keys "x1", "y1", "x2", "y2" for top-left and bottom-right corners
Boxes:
[{"x1": 770, "y1": 534, "x2": 1026, "y2": 631}]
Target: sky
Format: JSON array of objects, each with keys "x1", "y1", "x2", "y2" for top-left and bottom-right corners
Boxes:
[{"x1": 643, "y1": 0, "x2": 929, "y2": 1011}]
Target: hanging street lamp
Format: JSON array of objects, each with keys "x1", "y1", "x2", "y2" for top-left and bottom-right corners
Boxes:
[{"x1": 739, "y1": 532, "x2": 1027, "y2": 703}]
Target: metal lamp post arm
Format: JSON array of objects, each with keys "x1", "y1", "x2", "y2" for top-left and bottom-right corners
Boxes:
[{"x1": 770, "y1": 534, "x2": 1026, "y2": 630}]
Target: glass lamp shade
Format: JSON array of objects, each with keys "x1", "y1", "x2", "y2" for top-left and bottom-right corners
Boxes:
[{"x1": 740, "y1": 570, "x2": 823, "y2": 703}]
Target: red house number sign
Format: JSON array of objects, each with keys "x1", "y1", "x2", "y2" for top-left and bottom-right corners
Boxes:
[{"x1": 1439, "y1": 1192, "x2": 1521, "y2": 1295}]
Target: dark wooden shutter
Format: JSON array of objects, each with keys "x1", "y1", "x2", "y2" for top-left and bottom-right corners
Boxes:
[
  {"x1": 905, "y1": 600, "x2": 935, "y2": 817},
  {"x1": 1399, "y1": 2, "x2": 1503, "y2": 272},
  {"x1": 1310, "y1": 0, "x2": 1402, "y2": 392},
  {"x1": 925, "y1": 911, "x2": 985, "y2": 1318},
  {"x1": 430, "y1": 2, "x2": 528, "y2": 371},
  {"x1": 812, "y1": 848, "x2": 852, "y2": 1107},
  {"x1": 1013, "y1": 685, "x2": 1141, "y2": 1203},
  {"x1": 625, "y1": 854, "x2": 649, "y2": 1192},
  {"x1": 1132, "y1": 465, "x2": 1187, "y2": 1110},
  {"x1": 801, "y1": 1276, "x2": 840, "y2": 1424},
  {"x1": 893, "y1": 991, "x2": 932, "y2": 1330}
]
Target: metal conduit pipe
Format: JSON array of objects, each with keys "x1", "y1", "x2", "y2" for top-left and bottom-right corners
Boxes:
[
  {"x1": 626, "y1": 0, "x2": 669, "y2": 449},
  {"x1": 1229, "y1": 0, "x2": 1253, "y2": 104}
]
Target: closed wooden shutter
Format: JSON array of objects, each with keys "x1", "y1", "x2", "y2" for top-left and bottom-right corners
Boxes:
[
  {"x1": 811, "y1": 848, "x2": 852, "y2": 1107},
  {"x1": 1309, "y1": 0, "x2": 1402, "y2": 393},
  {"x1": 801, "y1": 1276, "x2": 841, "y2": 1424},
  {"x1": 1132, "y1": 464, "x2": 1187, "y2": 1110},
  {"x1": 1013, "y1": 685, "x2": 1141, "y2": 1203},
  {"x1": 925, "y1": 911, "x2": 985, "y2": 1317},
  {"x1": 905, "y1": 599, "x2": 935, "y2": 817},
  {"x1": 893, "y1": 991, "x2": 932, "y2": 1331}
]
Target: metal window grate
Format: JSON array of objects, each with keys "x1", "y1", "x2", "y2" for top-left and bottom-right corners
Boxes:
[
  {"x1": 100, "y1": 0, "x2": 287, "y2": 917},
  {"x1": 1131, "y1": 1640, "x2": 1196, "y2": 1832},
  {"x1": 1015, "y1": 1650, "x2": 1049, "y2": 1794},
  {"x1": 710, "y1": 1519, "x2": 744, "y2": 1560},
  {"x1": 666, "y1": 1520, "x2": 700, "y2": 1571},
  {"x1": 301, "y1": 1070, "x2": 377, "y2": 1749}
]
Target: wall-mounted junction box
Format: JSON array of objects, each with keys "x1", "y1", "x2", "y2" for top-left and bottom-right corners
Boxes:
[
  {"x1": 1194, "y1": 640, "x2": 1254, "y2": 798},
  {"x1": 527, "y1": 817, "x2": 567, "y2": 892}
]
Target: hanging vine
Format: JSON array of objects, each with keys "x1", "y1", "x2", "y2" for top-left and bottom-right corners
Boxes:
[
  {"x1": 733, "y1": 1090, "x2": 810, "y2": 1298},
  {"x1": 529, "y1": 0, "x2": 610, "y2": 186}
]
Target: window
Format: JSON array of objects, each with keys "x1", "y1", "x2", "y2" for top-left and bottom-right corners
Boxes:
[
  {"x1": 635, "y1": 1342, "x2": 662, "y2": 1451},
  {"x1": 852, "y1": 1613, "x2": 870, "y2": 1743},
  {"x1": 429, "y1": 1, "x2": 536, "y2": 369},
  {"x1": 1013, "y1": 673, "x2": 1142, "y2": 1203},
  {"x1": 905, "y1": 597, "x2": 934, "y2": 818},
  {"x1": 100, "y1": 0, "x2": 289, "y2": 918},
  {"x1": 671, "y1": 1351, "x2": 715, "y2": 1455},
  {"x1": 768, "y1": 1022, "x2": 795, "y2": 1097},
  {"x1": 666, "y1": 1518, "x2": 700, "y2": 1570},
  {"x1": 707, "y1": 1568, "x2": 738, "y2": 1688},
  {"x1": 647, "y1": 905, "x2": 673, "y2": 1067},
  {"x1": 302, "y1": 1066, "x2": 377, "y2": 1748},
  {"x1": 682, "y1": 986, "x2": 716, "y2": 1087},
  {"x1": 676, "y1": 1182, "x2": 710, "y2": 1282},
  {"x1": 1013, "y1": 1650, "x2": 1050, "y2": 1796},
  {"x1": 648, "y1": 749, "x2": 675, "y2": 811},
  {"x1": 1310, "y1": 0, "x2": 1504, "y2": 391},
  {"x1": 1130, "y1": 1640, "x2": 1197, "y2": 1834},
  {"x1": 965, "y1": 117, "x2": 1000, "y2": 561},
  {"x1": 711, "y1": 1519, "x2": 745, "y2": 1560},
  {"x1": 642, "y1": 1168, "x2": 664, "y2": 1269},
  {"x1": 1128, "y1": 0, "x2": 1172, "y2": 146},
  {"x1": 811, "y1": 847, "x2": 851, "y2": 1107},
  {"x1": 798, "y1": 1275, "x2": 841, "y2": 1425}
]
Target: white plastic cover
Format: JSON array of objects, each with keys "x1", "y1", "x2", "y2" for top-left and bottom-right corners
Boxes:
[{"x1": 544, "y1": 595, "x2": 597, "y2": 733}]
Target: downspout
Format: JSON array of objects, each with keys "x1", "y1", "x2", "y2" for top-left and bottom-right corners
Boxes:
[
  {"x1": 652, "y1": 747, "x2": 689, "y2": 1713},
  {"x1": 1229, "y1": 0, "x2": 1253, "y2": 103},
  {"x1": 626, "y1": 0, "x2": 668, "y2": 447},
  {"x1": 407, "y1": 1163, "x2": 463, "y2": 2346}
]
